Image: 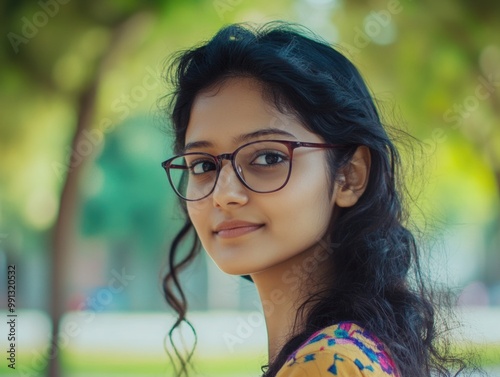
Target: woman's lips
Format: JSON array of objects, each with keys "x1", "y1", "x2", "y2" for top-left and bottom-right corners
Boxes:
[{"x1": 214, "y1": 222, "x2": 264, "y2": 239}]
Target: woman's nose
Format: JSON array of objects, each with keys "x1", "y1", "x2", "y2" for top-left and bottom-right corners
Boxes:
[{"x1": 212, "y1": 162, "x2": 249, "y2": 208}]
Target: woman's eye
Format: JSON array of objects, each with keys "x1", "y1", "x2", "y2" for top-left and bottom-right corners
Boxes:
[
  {"x1": 252, "y1": 152, "x2": 287, "y2": 166},
  {"x1": 191, "y1": 160, "x2": 216, "y2": 174}
]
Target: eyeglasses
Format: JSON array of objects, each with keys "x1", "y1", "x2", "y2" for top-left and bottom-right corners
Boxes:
[{"x1": 161, "y1": 139, "x2": 342, "y2": 201}]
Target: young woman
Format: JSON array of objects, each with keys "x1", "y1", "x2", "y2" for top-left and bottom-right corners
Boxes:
[{"x1": 161, "y1": 22, "x2": 469, "y2": 377}]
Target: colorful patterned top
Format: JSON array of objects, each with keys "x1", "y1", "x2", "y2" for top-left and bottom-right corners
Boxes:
[{"x1": 275, "y1": 322, "x2": 399, "y2": 377}]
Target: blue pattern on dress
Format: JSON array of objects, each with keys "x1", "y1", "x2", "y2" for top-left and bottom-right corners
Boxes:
[
  {"x1": 327, "y1": 354, "x2": 344, "y2": 375},
  {"x1": 283, "y1": 322, "x2": 398, "y2": 375}
]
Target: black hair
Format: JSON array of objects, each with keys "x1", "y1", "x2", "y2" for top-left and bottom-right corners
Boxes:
[{"x1": 161, "y1": 21, "x2": 474, "y2": 377}]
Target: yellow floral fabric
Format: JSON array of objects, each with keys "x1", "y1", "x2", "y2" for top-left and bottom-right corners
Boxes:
[{"x1": 275, "y1": 322, "x2": 399, "y2": 377}]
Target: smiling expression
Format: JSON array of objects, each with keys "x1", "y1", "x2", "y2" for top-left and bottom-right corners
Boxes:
[{"x1": 184, "y1": 77, "x2": 338, "y2": 276}]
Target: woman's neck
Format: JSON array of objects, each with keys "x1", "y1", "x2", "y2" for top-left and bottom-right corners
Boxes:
[{"x1": 250, "y1": 242, "x2": 331, "y2": 362}]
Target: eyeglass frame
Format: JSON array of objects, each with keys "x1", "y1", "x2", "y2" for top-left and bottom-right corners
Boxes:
[{"x1": 161, "y1": 139, "x2": 345, "y2": 201}]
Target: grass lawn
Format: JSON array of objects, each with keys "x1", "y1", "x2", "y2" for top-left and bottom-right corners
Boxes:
[
  {"x1": 1, "y1": 310, "x2": 498, "y2": 376},
  {"x1": 2, "y1": 343, "x2": 498, "y2": 377}
]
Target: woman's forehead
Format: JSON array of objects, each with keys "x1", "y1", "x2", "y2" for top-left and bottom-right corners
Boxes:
[
  {"x1": 185, "y1": 77, "x2": 321, "y2": 149},
  {"x1": 185, "y1": 92, "x2": 323, "y2": 150}
]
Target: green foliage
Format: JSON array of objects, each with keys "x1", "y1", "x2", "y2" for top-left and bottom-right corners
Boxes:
[{"x1": 80, "y1": 115, "x2": 179, "y2": 251}]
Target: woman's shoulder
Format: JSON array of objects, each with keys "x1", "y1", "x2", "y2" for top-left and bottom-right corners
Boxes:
[{"x1": 275, "y1": 322, "x2": 399, "y2": 377}]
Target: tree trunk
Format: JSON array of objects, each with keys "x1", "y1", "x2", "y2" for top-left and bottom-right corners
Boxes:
[
  {"x1": 47, "y1": 13, "x2": 152, "y2": 376},
  {"x1": 49, "y1": 81, "x2": 98, "y2": 377}
]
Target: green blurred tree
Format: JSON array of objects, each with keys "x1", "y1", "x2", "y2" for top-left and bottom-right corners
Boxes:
[{"x1": 1, "y1": 1, "x2": 167, "y2": 375}]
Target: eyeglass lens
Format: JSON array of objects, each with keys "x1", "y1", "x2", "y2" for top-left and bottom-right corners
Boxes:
[{"x1": 167, "y1": 141, "x2": 292, "y2": 200}]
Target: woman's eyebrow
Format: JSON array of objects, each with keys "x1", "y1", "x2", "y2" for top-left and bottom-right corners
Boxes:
[
  {"x1": 182, "y1": 140, "x2": 212, "y2": 153},
  {"x1": 183, "y1": 128, "x2": 297, "y2": 152},
  {"x1": 237, "y1": 128, "x2": 297, "y2": 143}
]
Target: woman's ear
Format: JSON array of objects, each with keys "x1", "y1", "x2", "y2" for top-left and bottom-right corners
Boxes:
[{"x1": 333, "y1": 146, "x2": 371, "y2": 208}]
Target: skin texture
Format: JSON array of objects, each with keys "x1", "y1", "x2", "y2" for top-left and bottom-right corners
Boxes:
[{"x1": 184, "y1": 77, "x2": 370, "y2": 361}]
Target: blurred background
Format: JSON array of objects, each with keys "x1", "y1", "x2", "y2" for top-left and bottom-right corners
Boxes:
[{"x1": 0, "y1": 0, "x2": 499, "y2": 376}]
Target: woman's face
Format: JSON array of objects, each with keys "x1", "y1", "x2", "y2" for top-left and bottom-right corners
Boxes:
[{"x1": 185, "y1": 77, "x2": 337, "y2": 276}]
